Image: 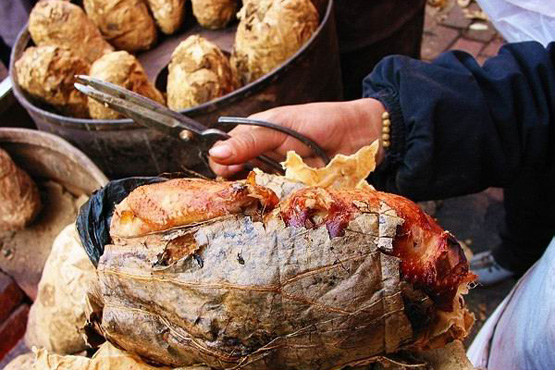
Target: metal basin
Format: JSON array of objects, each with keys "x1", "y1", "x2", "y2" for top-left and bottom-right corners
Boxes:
[{"x1": 9, "y1": 0, "x2": 341, "y2": 178}]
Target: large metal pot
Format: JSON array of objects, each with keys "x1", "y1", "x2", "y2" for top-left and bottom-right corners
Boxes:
[{"x1": 9, "y1": 0, "x2": 341, "y2": 178}]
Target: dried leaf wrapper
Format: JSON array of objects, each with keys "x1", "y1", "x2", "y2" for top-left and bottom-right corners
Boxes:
[
  {"x1": 168, "y1": 36, "x2": 236, "y2": 110},
  {"x1": 84, "y1": 0, "x2": 158, "y2": 52},
  {"x1": 32, "y1": 342, "x2": 212, "y2": 370},
  {"x1": 15, "y1": 46, "x2": 90, "y2": 118},
  {"x1": 231, "y1": 0, "x2": 319, "y2": 85},
  {"x1": 192, "y1": 0, "x2": 238, "y2": 29},
  {"x1": 88, "y1": 51, "x2": 165, "y2": 119},
  {"x1": 283, "y1": 142, "x2": 378, "y2": 189},
  {"x1": 91, "y1": 213, "x2": 413, "y2": 369},
  {"x1": 32, "y1": 343, "x2": 166, "y2": 370},
  {"x1": 28, "y1": 0, "x2": 113, "y2": 64}
]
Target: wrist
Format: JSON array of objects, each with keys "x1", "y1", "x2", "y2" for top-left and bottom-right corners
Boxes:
[{"x1": 349, "y1": 98, "x2": 386, "y2": 164}]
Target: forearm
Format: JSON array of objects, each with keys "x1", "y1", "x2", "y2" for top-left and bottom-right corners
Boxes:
[{"x1": 363, "y1": 41, "x2": 555, "y2": 200}]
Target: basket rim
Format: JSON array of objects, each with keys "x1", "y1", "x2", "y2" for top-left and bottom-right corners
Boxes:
[{"x1": 0, "y1": 127, "x2": 109, "y2": 187}]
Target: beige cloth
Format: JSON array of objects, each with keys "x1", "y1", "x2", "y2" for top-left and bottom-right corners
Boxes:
[
  {"x1": 32, "y1": 342, "x2": 211, "y2": 370},
  {"x1": 25, "y1": 224, "x2": 96, "y2": 354}
]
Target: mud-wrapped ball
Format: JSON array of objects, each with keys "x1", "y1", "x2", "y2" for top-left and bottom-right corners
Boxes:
[
  {"x1": 191, "y1": 0, "x2": 238, "y2": 29},
  {"x1": 15, "y1": 46, "x2": 90, "y2": 118},
  {"x1": 231, "y1": 0, "x2": 319, "y2": 85},
  {"x1": 167, "y1": 35, "x2": 236, "y2": 110},
  {"x1": 88, "y1": 51, "x2": 165, "y2": 119}
]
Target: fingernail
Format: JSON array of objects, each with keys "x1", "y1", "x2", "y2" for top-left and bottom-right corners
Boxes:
[{"x1": 209, "y1": 144, "x2": 232, "y2": 159}]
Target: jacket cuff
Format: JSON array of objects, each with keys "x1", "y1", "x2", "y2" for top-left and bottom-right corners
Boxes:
[{"x1": 369, "y1": 89, "x2": 406, "y2": 168}]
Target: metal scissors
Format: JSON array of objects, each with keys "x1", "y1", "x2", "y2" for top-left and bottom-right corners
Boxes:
[{"x1": 74, "y1": 76, "x2": 330, "y2": 175}]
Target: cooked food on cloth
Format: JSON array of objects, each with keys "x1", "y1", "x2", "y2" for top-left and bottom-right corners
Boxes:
[
  {"x1": 231, "y1": 0, "x2": 319, "y2": 85},
  {"x1": 167, "y1": 35, "x2": 237, "y2": 110},
  {"x1": 15, "y1": 46, "x2": 91, "y2": 118},
  {"x1": 0, "y1": 149, "x2": 41, "y2": 232},
  {"x1": 191, "y1": 0, "x2": 238, "y2": 29},
  {"x1": 28, "y1": 0, "x2": 113, "y2": 64},
  {"x1": 83, "y1": 0, "x2": 158, "y2": 52},
  {"x1": 78, "y1": 145, "x2": 474, "y2": 370},
  {"x1": 87, "y1": 51, "x2": 165, "y2": 119}
]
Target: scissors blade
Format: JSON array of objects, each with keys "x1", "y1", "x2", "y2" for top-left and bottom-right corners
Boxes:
[
  {"x1": 75, "y1": 83, "x2": 191, "y2": 139},
  {"x1": 75, "y1": 75, "x2": 208, "y2": 135}
]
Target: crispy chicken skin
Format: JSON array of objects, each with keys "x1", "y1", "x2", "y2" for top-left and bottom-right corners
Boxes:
[
  {"x1": 280, "y1": 187, "x2": 474, "y2": 311},
  {"x1": 110, "y1": 178, "x2": 279, "y2": 238}
]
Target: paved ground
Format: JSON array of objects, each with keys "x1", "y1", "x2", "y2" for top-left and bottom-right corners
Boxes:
[
  {"x1": 421, "y1": 0, "x2": 516, "y2": 344},
  {"x1": 423, "y1": 0, "x2": 505, "y2": 64}
]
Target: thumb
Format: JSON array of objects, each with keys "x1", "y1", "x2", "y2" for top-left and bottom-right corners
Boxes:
[{"x1": 208, "y1": 127, "x2": 284, "y2": 165}]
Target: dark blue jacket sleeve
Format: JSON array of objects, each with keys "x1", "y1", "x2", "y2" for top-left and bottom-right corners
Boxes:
[{"x1": 363, "y1": 41, "x2": 555, "y2": 201}]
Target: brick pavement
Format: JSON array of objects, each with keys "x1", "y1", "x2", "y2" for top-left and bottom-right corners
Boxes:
[
  {"x1": 0, "y1": 304, "x2": 29, "y2": 361},
  {"x1": 422, "y1": 0, "x2": 504, "y2": 63},
  {"x1": 0, "y1": 271, "x2": 24, "y2": 324}
]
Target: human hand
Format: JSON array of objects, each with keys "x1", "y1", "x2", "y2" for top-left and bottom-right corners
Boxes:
[{"x1": 209, "y1": 98, "x2": 386, "y2": 177}]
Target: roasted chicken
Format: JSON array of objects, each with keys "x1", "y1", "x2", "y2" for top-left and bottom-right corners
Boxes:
[{"x1": 87, "y1": 174, "x2": 474, "y2": 370}]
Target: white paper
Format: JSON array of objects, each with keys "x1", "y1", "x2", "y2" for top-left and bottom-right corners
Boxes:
[
  {"x1": 468, "y1": 236, "x2": 555, "y2": 369},
  {"x1": 476, "y1": 0, "x2": 555, "y2": 46}
]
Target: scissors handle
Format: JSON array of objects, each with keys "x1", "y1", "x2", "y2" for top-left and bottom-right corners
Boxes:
[
  {"x1": 198, "y1": 129, "x2": 284, "y2": 173},
  {"x1": 218, "y1": 117, "x2": 331, "y2": 165}
]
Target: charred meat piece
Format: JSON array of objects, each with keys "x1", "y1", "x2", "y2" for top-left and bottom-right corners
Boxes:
[{"x1": 110, "y1": 178, "x2": 279, "y2": 238}]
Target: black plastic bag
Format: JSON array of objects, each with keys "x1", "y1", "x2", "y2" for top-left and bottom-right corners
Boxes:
[{"x1": 76, "y1": 177, "x2": 166, "y2": 267}]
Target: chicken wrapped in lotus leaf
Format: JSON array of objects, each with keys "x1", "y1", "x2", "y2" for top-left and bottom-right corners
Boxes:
[
  {"x1": 28, "y1": 0, "x2": 113, "y2": 64},
  {"x1": 81, "y1": 153, "x2": 474, "y2": 369},
  {"x1": 0, "y1": 149, "x2": 41, "y2": 231},
  {"x1": 146, "y1": 0, "x2": 187, "y2": 35},
  {"x1": 84, "y1": 0, "x2": 158, "y2": 52}
]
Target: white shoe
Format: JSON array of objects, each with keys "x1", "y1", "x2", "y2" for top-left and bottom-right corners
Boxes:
[{"x1": 470, "y1": 251, "x2": 515, "y2": 286}]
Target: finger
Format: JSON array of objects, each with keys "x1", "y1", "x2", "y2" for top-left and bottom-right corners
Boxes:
[
  {"x1": 209, "y1": 158, "x2": 245, "y2": 178},
  {"x1": 208, "y1": 126, "x2": 285, "y2": 165}
]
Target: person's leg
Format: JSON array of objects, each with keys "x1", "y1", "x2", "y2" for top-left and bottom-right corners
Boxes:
[
  {"x1": 0, "y1": 0, "x2": 35, "y2": 66},
  {"x1": 494, "y1": 169, "x2": 555, "y2": 276},
  {"x1": 472, "y1": 168, "x2": 555, "y2": 284},
  {"x1": 0, "y1": 38, "x2": 10, "y2": 69},
  {"x1": 337, "y1": 3, "x2": 425, "y2": 100}
]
